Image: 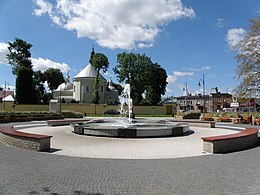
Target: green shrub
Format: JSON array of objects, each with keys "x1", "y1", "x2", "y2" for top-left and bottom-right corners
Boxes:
[
  {"x1": 61, "y1": 110, "x2": 83, "y2": 118},
  {"x1": 183, "y1": 111, "x2": 201, "y2": 119}
]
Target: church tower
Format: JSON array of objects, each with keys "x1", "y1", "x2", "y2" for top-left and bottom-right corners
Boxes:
[
  {"x1": 73, "y1": 47, "x2": 107, "y2": 103},
  {"x1": 89, "y1": 45, "x2": 95, "y2": 64}
]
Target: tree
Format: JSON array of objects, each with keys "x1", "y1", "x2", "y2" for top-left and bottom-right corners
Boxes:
[
  {"x1": 7, "y1": 38, "x2": 33, "y2": 75},
  {"x1": 16, "y1": 66, "x2": 37, "y2": 104},
  {"x1": 6, "y1": 38, "x2": 37, "y2": 104},
  {"x1": 144, "y1": 63, "x2": 168, "y2": 105},
  {"x1": 114, "y1": 52, "x2": 167, "y2": 105},
  {"x1": 91, "y1": 53, "x2": 109, "y2": 104},
  {"x1": 33, "y1": 71, "x2": 46, "y2": 103},
  {"x1": 43, "y1": 68, "x2": 65, "y2": 96},
  {"x1": 233, "y1": 17, "x2": 260, "y2": 97},
  {"x1": 114, "y1": 52, "x2": 148, "y2": 104}
]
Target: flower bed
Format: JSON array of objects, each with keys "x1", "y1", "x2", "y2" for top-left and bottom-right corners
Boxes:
[
  {"x1": 217, "y1": 116, "x2": 232, "y2": 122},
  {"x1": 254, "y1": 118, "x2": 260, "y2": 125},
  {"x1": 200, "y1": 115, "x2": 214, "y2": 121}
]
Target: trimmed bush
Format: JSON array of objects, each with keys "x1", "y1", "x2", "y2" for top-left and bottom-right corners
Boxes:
[
  {"x1": 183, "y1": 111, "x2": 201, "y2": 119},
  {"x1": 61, "y1": 110, "x2": 83, "y2": 118},
  {"x1": 0, "y1": 111, "x2": 63, "y2": 123}
]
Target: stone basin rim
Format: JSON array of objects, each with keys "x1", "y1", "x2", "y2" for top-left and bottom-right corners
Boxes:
[{"x1": 71, "y1": 118, "x2": 190, "y2": 138}]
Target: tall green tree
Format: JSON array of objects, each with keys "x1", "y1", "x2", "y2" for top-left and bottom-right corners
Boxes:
[
  {"x1": 33, "y1": 71, "x2": 46, "y2": 103},
  {"x1": 144, "y1": 63, "x2": 168, "y2": 105},
  {"x1": 233, "y1": 17, "x2": 260, "y2": 97},
  {"x1": 114, "y1": 52, "x2": 167, "y2": 105},
  {"x1": 7, "y1": 38, "x2": 33, "y2": 75},
  {"x1": 43, "y1": 68, "x2": 64, "y2": 96},
  {"x1": 6, "y1": 38, "x2": 37, "y2": 104},
  {"x1": 16, "y1": 66, "x2": 37, "y2": 104},
  {"x1": 91, "y1": 53, "x2": 109, "y2": 104}
]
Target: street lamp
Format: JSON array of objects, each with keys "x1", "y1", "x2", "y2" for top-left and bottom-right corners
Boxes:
[
  {"x1": 198, "y1": 74, "x2": 205, "y2": 115},
  {"x1": 59, "y1": 88, "x2": 62, "y2": 114},
  {"x1": 3, "y1": 81, "x2": 10, "y2": 111}
]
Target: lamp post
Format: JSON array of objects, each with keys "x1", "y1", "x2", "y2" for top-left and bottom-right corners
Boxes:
[
  {"x1": 198, "y1": 74, "x2": 205, "y2": 115},
  {"x1": 59, "y1": 88, "x2": 62, "y2": 114},
  {"x1": 3, "y1": 81, "x2": 9, "y2": 111}
]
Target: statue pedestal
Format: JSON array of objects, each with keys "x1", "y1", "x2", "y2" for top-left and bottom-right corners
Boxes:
[{"x1": 49, "y1": 99, "x2": 60, "y2": 113}]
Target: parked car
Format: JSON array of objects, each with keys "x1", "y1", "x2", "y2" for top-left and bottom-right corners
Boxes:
[{"x1": 104, "y1": 109, "x2": 120, "y2": 115}]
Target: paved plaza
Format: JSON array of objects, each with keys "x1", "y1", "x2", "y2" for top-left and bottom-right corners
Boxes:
[
  {"x1": 1, "y1": 119, "x2": 260, "y2": 194},
  {"x1": 18, "y1": 123, "x2": 240, "y2": 159}
]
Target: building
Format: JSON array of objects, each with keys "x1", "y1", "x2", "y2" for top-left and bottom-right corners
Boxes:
[
  {"x1": 0, "y1": 89, "x2": 14, "y2": 103},
  {"x1": 234, "y1": 97, "x2": 260, "y2": 112},
  {"x1": 53, "y1": 72, "x2": 74, "y2": 103},
  {"x1": 177, "y1": 92, "x2": 234, "y2": 113},
  {"x1": 210, "y1": 92, "x2": 232, "y2": 112},
  {"x1": 53, "y1": 48, "x2": 119, "y2": 104},
  {"x1": 176, "y1": 94, "x2": 211, "y2": 113}
]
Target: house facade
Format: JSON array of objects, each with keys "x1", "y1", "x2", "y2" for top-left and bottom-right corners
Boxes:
[{"x1": 176, "y1": 94, "x2": 211, "y2": 113}]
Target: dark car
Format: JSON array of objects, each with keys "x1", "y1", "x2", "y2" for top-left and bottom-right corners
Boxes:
[{"x1": 104, "y1": 109, "x2": 120, "y2": 115}]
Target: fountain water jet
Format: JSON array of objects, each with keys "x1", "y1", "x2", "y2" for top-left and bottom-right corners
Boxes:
[{"x1": 119, "y1": 83, "x2": 132, "y2": 123}]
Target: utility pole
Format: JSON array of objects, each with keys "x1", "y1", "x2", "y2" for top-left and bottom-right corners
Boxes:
[
  {"x1": 198, "y1": 74, "x2": 206, "y2": 115},
  {"x1": 3, "y1": 81, "x2": 6, "y2": 110}
]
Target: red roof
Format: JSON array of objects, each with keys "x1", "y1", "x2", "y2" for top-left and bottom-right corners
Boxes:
[{"x1": 0, "y1": 91, "x2": 14, "y2": 99}]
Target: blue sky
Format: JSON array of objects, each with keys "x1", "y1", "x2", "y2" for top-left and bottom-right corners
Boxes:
[{"x1": 0, "y1": 0, "x2": 259, "y2": 97}]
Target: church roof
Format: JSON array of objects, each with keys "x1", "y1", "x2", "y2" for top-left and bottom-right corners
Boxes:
[
  {"x1": 55, "y1": 82, "x2": 73, "y2": 91},
  {"x1": 74, "y1": 63, "x2": 105, "y2": 80},
  {"x1": 55, "y1": 72, "x2": 73, "y2": 91}
]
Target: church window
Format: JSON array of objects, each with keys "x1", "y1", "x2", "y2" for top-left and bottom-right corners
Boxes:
[
  {"x1": 101, "y1": 86, "x2": 104, "y2": 92},
  {"x1": 86, "y1": 86, "x2": 89, "y2": 92}
]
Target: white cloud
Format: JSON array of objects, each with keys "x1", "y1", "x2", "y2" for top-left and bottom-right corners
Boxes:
[
  {"x1": 167, "y1": 71, "x2": 194, "y2": 84},
  {"x1": 33, "y1": 0, "x2": 196, "y2": 49},
  {"x1": 215, "y1": 18, "x2": 226, "y2": 28},
  {"x1": 0, "y1": 42, "x2": 9, "y2": 64},
  {"x1": 201, "y1": 65, "x2": 211, "y2": 70},
  {"x1": 183, "y1": 65, "x2": 211, "y2": 72},
  {"x1": 0, "y1": 84, "x2": 15, "y2": 91},
  {"x1": 33, "y1": 0, "x2": 52, "y2": 16},
  {"x1": 0, "y1": 41, "x2": 71, "y2": 74},
  {"x1": 226, "y1": 28, "x2": 246, "y2": 50},
  {"x1": 32, "y1": 57, "x2": 70, "y2": 73}
]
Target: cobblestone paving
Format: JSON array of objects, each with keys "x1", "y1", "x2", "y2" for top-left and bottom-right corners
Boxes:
[
  {"x1": 1, "y1": 121, "x2": 260, "y2": 194},
  {"x1": 1, "y1": 141, "x2": 260, "y2": 194}
]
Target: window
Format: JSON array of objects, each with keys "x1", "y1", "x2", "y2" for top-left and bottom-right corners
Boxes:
[
  {"x1": 217, "y1": 98, "x2": 222, "y2": 103},
  {"x1": 101, "y1": 86, "x2": 104, "y2": 92},
  {"x1": 73, "y1": 86, "x2": 75, "y2": 92},
  {"x1": 86, "y1": 86, "x2": 89, "y2": 92}
]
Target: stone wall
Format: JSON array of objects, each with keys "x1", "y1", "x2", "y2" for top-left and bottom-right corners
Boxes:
[
  {"x1": 0, "y1": 131, "x2": 51, "y2": 151},
  {"x1": 202, "y1": 128, "x2": 259, "y2": 153},
  {"x1": 1, "y1": 102, "x2": 176, "y2": 115}
]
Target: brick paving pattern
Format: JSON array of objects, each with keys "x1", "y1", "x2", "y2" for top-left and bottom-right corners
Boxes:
[
  {"x1": 1, "y1": 143, "x2": 260, "y2": 194},
  {"x1": 0, "y1": 121, "x2": 260, "y2": 194}
]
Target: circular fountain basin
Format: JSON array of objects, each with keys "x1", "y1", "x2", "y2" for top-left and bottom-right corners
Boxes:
[{"x1": 71, "y1": 119, "x2": 189, "y2": 138}]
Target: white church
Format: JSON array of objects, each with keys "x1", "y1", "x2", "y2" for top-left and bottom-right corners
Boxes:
[{"x1": 53, "y1": 48, "x2": 119, "y2": 104}]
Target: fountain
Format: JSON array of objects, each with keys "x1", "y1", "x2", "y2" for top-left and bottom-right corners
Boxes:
[
  {"x1": 71, "y1": 84, "x2": 189, "y2": 138},
  {"x1": 119, "y1": 83, "x2": 132, "y2": 123}
]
